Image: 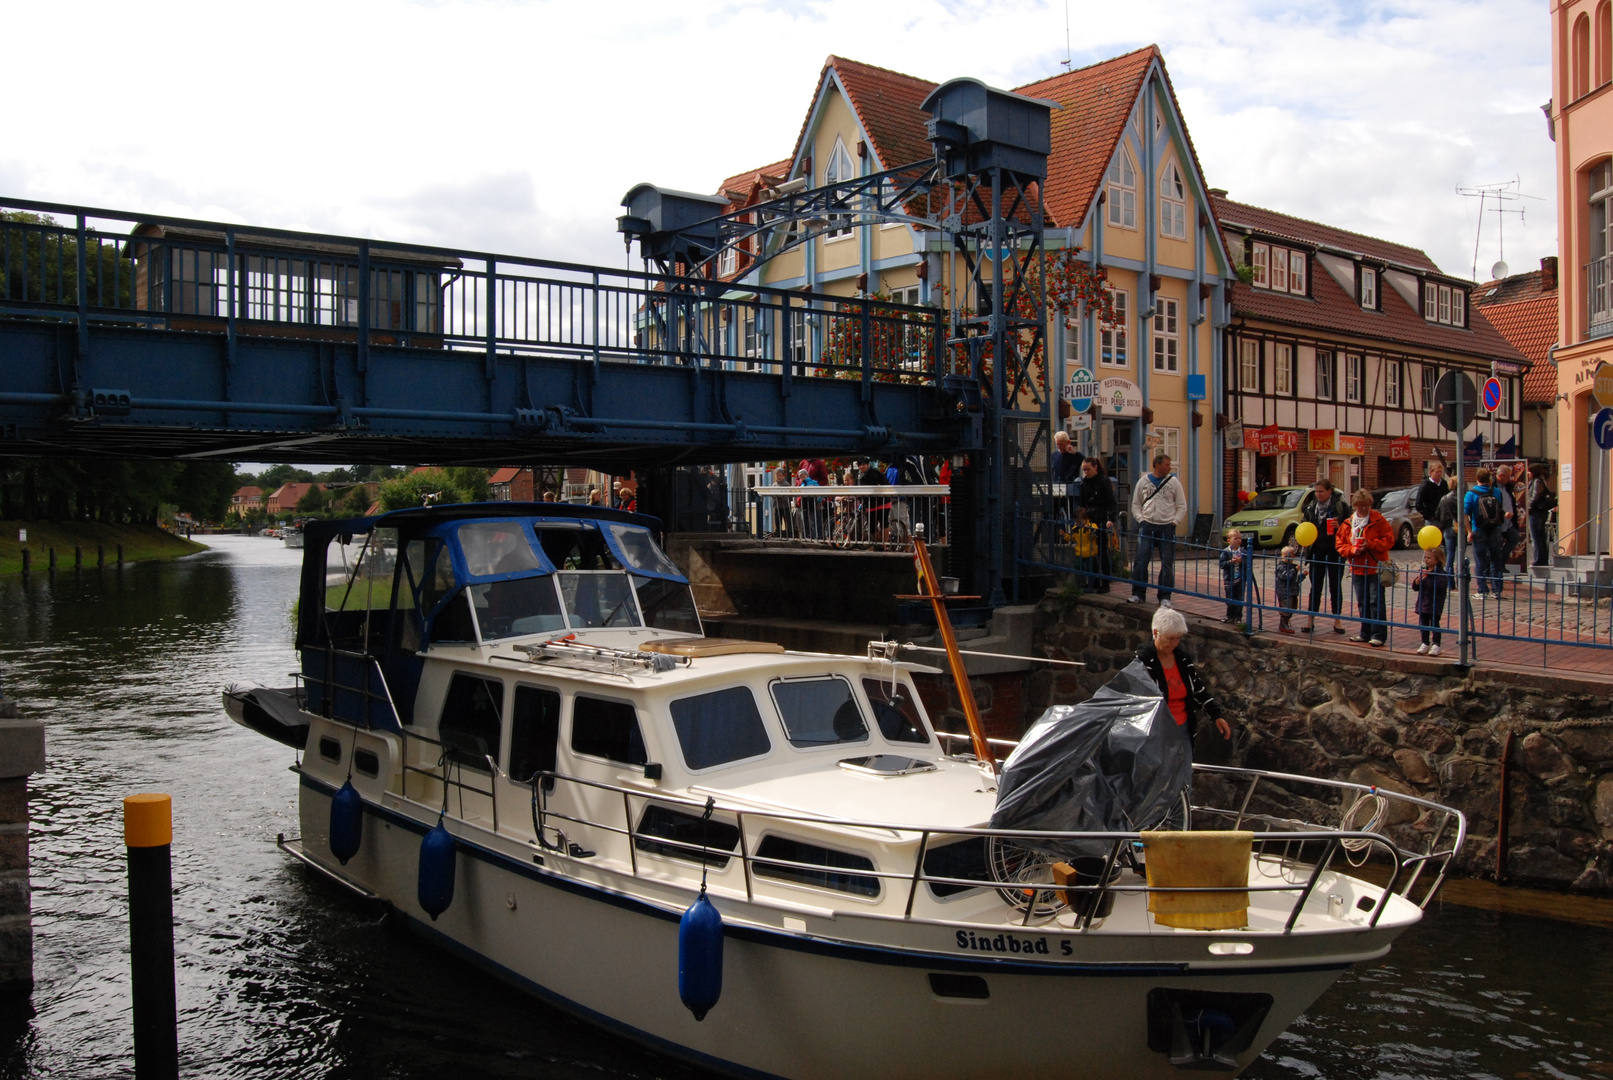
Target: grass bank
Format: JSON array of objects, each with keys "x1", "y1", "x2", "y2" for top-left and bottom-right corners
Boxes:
[{"x1": 0, "y1": 521, "x2": 207, "y2": 575}]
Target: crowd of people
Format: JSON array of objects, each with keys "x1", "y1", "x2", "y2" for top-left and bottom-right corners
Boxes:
[{"x1": 757, "y1": 455, "x2": 951, "y2": 545}]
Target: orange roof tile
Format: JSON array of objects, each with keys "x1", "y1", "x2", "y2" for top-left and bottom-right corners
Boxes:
[
  {"x1": 1477, "y1": 291, "x2": 1558, "y2": 403},
  {"x1": 806, "y1": 57, "x2": 939, "y2": 176},
  {"x1": 1016, "y1": 46, "x2": 1158, "y2": 231},
  {"x1": 1214, "y1": 196, "x2": 1440, "y2": 274},
  {"x1": 488, "y1": 467, "x2": 522, "y2": 485},
  {"x1": 717, "y1": 159, "x2": 792, "y2": 207}
]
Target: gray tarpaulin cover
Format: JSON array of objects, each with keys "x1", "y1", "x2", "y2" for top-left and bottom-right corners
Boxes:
[{"x1": 988, "y1": 660, "x2": 1192, "y2": 859}]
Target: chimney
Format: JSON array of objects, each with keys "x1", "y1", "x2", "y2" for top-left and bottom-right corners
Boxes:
[
  {"x1": 1208, "y1": 188, "x2": 1228, "y2": 198},
  {"x1": 1540, "y1": 255, "x2": 1559, "y2": 291}
]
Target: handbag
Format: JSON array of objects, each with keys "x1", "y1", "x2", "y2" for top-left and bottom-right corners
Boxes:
[{"x1": 1377, "y1": 560, "x2": 1398, "y2": 588}]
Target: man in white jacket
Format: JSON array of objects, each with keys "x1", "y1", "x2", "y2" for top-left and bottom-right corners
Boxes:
[{"x1": 1129, "y1": 454, "x2": 1188, "y2": 604}]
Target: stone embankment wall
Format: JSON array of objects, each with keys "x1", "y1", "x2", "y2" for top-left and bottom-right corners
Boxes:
[{"x1": 1032, "y1": 593, "x2": 1613, "y2": 893}]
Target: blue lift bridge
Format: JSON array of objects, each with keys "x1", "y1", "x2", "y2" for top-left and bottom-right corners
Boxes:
[{"x1": 0, "y1": 78, "x2": 1056, "y2": 602}]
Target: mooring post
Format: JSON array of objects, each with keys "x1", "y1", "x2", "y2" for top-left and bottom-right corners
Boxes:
[
  {"x1": 46, "y1": 549, "x2": 55, "y2": 574},
  {"x1": 74, "y1": 546, "x2": 82, "y2": 572},
  {"x1": 0, "y1": 709, "x2": 45, "y2": 998},
  {"x1": 19, "y1": 551, "x2": 28, "y2": 576},
  {"x1": 124, "y1": 793, "x2": 178, "y2": 1080}
]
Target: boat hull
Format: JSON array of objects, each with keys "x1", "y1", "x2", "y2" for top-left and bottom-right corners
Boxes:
[{"x1": 296, "y1": 778, "x2": 1370, "y2": 1080}]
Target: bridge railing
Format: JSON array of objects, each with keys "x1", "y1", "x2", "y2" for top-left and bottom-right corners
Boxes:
[
  {"x1": 0, "y1": 197, "x2": 945, "y2": 385},
  {"x1": 749, "y1": 484, "x2": 950, "y2": 551}
]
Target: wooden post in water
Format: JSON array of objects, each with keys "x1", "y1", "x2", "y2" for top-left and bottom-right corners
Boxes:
[
  {"x1": 124, "y1": 793, "x2": 178, "y2": 1080},
  {"x1": 46, "y1": 549, "x2": 55, "y2": 574},
  {"x1": 73, "y1": 546, "x2": 81, "y2": 572},
  {"x1": 117, "y1": 544, "x2": 124, "y2": 567},
  {"x1": 19, "y1": 551, "x2": 27, "y2": 576},
  {"x1": 97, "y1": 545, "x2": 105, "y2": 570}
]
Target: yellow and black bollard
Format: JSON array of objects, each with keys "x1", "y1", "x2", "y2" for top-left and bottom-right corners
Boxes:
[{"x1": 124, "y1": 793, "x2": 178, "y2": 1080}]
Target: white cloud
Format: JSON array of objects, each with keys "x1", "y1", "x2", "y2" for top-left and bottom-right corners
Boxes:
[{"x1": 2, "y1": 0, "x2": 1553, "y2": 278}]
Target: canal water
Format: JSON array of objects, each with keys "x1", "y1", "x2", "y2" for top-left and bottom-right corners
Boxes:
[{"x1": 0, "y1": 535, "x2": 1607, "y2": 1079}]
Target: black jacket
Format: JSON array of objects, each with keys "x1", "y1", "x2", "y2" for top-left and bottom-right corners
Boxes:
[
  {"x1": 1134, "y1": 643, "x2": 1224, "y2": 740},
  {"x1": 1298, "y1": 491, "x2": 1349, "y2": 553},
  {"x1": 1414, "y1": 477, "x2": 1447, "y2": 525},
  {"x1": 1077, "y1": 472, "x2": 1118, "y2": 524}
]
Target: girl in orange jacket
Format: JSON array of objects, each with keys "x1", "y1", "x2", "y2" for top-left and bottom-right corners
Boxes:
[{"x1": 1333, "y1": 489, "x2": 1394, "y2": 646}]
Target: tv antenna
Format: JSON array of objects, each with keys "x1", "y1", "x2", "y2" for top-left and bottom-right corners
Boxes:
[
  {"x1": 1456, "y1": 178, "x2": 1540, "y2": 281},
  {"x1": 1060, "y1": 1, "x2": 1072, "y2": 69}
]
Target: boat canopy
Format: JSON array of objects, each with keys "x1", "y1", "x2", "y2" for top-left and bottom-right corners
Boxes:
[{"x1": 294, "y1": 503, "x2": 693, "y2": 731}]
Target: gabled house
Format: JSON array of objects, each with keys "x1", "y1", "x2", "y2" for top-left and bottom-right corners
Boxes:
[
  {"x1": 1215, "y1": 195, "x2": 1526, "y2": 507},
  {"x1": 1473, "y1": 258, "x2": 1561, "y2": 466},
  {"x1": 718, "y1": 48, "x2": 1238, "y2": 519}
]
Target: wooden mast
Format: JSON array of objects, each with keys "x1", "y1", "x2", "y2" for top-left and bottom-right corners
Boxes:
[{"x1": 909, "y1": 537, "x2": 994, "y2": 771}]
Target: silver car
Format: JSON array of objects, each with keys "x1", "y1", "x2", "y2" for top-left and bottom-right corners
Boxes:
[{"x1": 1371, "y1": 486, "x2": 1425, "y2": 550}]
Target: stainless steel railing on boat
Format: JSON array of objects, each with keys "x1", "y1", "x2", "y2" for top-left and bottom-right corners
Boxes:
[{"x1": 521, "y1": 766, "x2": 1466, "y2": 935}]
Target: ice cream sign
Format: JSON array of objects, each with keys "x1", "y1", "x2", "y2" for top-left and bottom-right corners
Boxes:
[{"x1": 1099, "y1": 377, "x2": 1143, "y2": 417}]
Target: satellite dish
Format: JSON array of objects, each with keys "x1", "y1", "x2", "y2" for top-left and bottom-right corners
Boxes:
[{"x1": 1491, "y1": 260, "x2": 1510, "y2": 280}]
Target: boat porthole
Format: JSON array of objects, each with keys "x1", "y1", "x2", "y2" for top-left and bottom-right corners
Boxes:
[
  {"x1": 928, "y1": 973, "x2": 989, "y2": 1001},
  {"x1": 353, "y1": 748, "x2": 379, "y2": 777},
  {"x1": 318, "y1": 737, "x2": 341, "y2": 763},
  {"x1": 1207, "y1": 942, "x2": 1255, "y2": 956}
]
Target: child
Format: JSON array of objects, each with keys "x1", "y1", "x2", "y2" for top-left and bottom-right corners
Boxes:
[
  {"x1": 1411, "y1": 546, "x2": 1452, "y2": 656},
  {"x1": 1219, "y1": 529, "x2": 1248, "y2": 624},
  {"x1": 1274, "y1": 542, "x2": 1307, "y2": 634},
  {"x1": 1067, "y1": 507, "x2": 1099, "y2": 587}
]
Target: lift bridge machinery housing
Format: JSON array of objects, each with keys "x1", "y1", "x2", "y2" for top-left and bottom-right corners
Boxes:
[{"x1": 0, "y1": 78, "x2": 1056, "y2": 603}]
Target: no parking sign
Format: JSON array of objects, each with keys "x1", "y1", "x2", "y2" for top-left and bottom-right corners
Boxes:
[{"x1": 1482, "y1": 377, "x2": 1503, "y2": 413}]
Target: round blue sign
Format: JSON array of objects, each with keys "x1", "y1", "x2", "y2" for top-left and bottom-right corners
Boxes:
[
  {"x1": 1483, "y1": 377, "x2": 1503, "y2": 413},
  {"x1": 1595, "y1": 407, "x2": 1613, "y2": 451}
]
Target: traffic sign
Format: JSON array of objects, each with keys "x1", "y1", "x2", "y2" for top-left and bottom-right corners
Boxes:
[
  {"x1": 1062, "y1": 367, "x2": 1098, "y2": 413},
  {"x1": 1482, "y1": 377, "x2": 1503, "y2": 413},
  {"x1": 1595, "y1": 362, "x2": 1613, "y2": 409},
  {"x1": 1433, "y1": 370, "x2": 1479, "y2": 433},
  {"x1": 1595, "y1": 407, "x2": 1613, "y2": 451}
]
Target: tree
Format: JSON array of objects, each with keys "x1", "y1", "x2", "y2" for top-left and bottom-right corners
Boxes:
[
  {"x1": 2, "y1": 211, "x2": 135, "y2": 310},
  {"x1": 343, "y1": 485, "x2": 374, "y2": 515},
  {"x1": 377, "y1": 468, "x2": 481, "y2": 512},
  {"x1": 295, "y1": 485, "x2": 329, "y2": 514}
]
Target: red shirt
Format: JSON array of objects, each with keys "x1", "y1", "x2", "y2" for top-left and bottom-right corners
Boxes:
[{"x1": 1161, "y1": 664, "x2": 1189, "y2": 727}]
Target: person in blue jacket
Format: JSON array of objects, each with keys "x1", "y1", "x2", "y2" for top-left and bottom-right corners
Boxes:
[{"x1": 1463, "y1": 468, "x2": 1507, "y2": 600}]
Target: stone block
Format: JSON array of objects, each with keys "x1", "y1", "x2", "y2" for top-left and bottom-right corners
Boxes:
[
  {"x1": 1245, "y1": 737, "x2": 1331, "y2": 779},
  {"x1": 1520, "y1": 732, "x2": 1574, "y2": 781},
  {"x1": 1404, "y1": 722, "x2": 1456, "y2": 754},
  {"x1": 1311, "y1": 707, "x2": 1371, "y2": 756},
  {"x1": 1559, "y1": 727, "x2": 1613, "y2": 766},
  {"x1": 0, "y1": 832, "x2": 27, "y2": 875},
  {"x1": 0, "y1": 723, "x2": 43, "y2": 781},
  {"x1": 1298, "y1": 685, "x2": 1332, "y2": 709},
  {"x1": 1596, "y1": 775, "x2": 1613, "y2": 835},
  {"x1": 1393, "y1": 749, "x2": 1434, "y2": 786},
  {"x1": 1507, "y1": 843, "x2": 1586, "y2": 887}
]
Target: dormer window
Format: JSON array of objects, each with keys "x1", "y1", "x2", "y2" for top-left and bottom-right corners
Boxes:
[
  {"x1": 1361, "y1": 268, "x2": 1378, "y2": 309},
  {"x1": 1423, "y1": 281, "x2": 1465, "y2": 326},
  {"x1": 1250, "y1": 241, "x2": 1306, "y2": 295},
  {"x1": 824, "y1": 140, "x2": 855, "y2": 239}
]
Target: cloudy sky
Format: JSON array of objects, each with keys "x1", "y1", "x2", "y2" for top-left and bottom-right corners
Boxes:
[{"x1": 2, "y1": 0, "x2": 1554, "y2": 282}]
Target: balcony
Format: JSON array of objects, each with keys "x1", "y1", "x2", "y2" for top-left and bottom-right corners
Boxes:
[{"x1": 1587, "y1": 254, "x2": 1613, "y2": 339}]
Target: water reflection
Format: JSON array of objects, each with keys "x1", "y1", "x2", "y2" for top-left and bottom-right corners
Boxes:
[{"x1": 0, "y1": 535, "x2": 1606, "y2": 1079}]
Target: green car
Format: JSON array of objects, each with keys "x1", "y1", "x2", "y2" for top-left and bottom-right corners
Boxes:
[{"x1": 1224, "y1": 485, "x2": 1311, "y2": 549}]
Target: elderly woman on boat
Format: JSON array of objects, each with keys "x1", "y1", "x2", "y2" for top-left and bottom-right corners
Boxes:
[{"x1": 1133, "y1": 606, "x2": 1232, "y2": 744}]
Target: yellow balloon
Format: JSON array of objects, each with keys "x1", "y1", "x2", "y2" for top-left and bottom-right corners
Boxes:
[
  {"x1": 1294, "y1": 521, "x2": 1318, "y2": 547},
  {"x1": 1418, "y1": 524, "x2": 1444, "y2": 550}
]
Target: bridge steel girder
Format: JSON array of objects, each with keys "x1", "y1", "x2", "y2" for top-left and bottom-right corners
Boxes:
[{"x1": 0, "y1": 318, "x2": 954, "y2": 469}]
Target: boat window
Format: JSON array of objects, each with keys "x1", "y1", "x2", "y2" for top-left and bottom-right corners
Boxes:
[
  {"x1": 419, "y1": 543, "x2": 456, "y2": 616},
  {"x1": 922, "y1": 837, "x2": 991, "y2": 898},
  {"x1": 558, "y1": 572, "x2": 642, "y2": 629},
  {"x1": 428, "y1": 590, "x2": 478, "y2": 644},
  {"x1": 458, "y1": 522, "x2": 543, "y2": 578},
  {"x1": 469, "y1": 577, "x2": 566, "y2": 640},
  {"x1": 862, "y1": 679, "x2": 930, "y2": 745},
  {"x1": 603, "y1": 523, "x2": 682, "y2": 578},
  {"x1": 539, "y1": 524, "x2": 618, "y2": 570},
  {"x1": 754, "y1": 836, "x2": 880, "y2": 897},
  {"x1": 507, "y1": 685, "x2": 560, "y2": 785},
  {"x1": 770, "y1": 677, "x2": 868, "y2": 748},
  {"x1": 670, "y1": 687, "x2": 771, "y2": 771},
  {"x1": 318, "y1": 736, "x2": 342, "y2": 762},
  {"x1": 438, "y1": 673, "x2": 504, "y2": 770},
  {"x1": 353, "y1": 748, "x2": 380, "y2": 778},
  {"x1": 570, "y1": 695, "x2": 647, "y2": 766},
  {"x1": 635, "y1": 805, "x2": 740, "y2": 868},
  {"x1": 395, "y1": 540, "x2": 428, "y2": 652},
  {"x1": 632, "y1": 575, "x2": 702, "y2": 634}
]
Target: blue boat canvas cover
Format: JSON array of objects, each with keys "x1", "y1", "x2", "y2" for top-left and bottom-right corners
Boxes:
[{"x1": 988, "y1": 662, "x2": 1192, "y2": 859}]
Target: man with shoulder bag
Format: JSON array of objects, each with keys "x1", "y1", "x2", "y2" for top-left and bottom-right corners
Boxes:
[{"x1": 1129, "y1": 454, "x2": 1188, "y2": 605}]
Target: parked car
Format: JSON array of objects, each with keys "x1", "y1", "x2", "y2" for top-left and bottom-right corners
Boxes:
[
  {"x1": 1223, "y1": 485, "x2": 1310, "y2": 549},
  {"x1": 1371, "y1": 486, "x2": 1425, "y2": 549}
]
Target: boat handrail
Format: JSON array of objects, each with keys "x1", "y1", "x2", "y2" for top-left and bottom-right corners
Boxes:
[{"x1": 522, "y1": 767, "x2": 1461, "y2": 933}]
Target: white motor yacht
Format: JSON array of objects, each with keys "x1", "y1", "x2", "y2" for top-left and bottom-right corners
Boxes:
[{"x1": 226, "y1": 502, "x2": 1465, "y2": 1079}]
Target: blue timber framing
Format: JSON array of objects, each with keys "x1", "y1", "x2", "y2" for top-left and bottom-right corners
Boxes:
[{"x1": 0, "y1": 198, "x2": 955, "y2": 470}]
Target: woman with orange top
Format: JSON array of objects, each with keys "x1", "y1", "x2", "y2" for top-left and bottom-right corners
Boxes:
[
  {"x1": 1133, "y1": 606, "x2": 1232, "y2": 748},
  {"x1": 1333, "y1": 488, "x2": 1394, "y2": 647}
]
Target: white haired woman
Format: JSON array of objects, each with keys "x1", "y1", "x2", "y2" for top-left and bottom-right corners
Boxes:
[{"x1": 1134, "y1": 606, "x2": 1232, "y2": 745}]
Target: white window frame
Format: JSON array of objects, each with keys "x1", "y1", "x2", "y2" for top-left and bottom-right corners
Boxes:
[
  {"x1": 1152, "y1": 297, "x2": 1180, "y2": 374},
  {"x1": 1106, "y1": 149, "x2": 1137, "y2": 230},
  {"x1": 1100, "y1": 288, "x2": 1129, "y2": 367},
  {"x1": 1289, "y1": 251, "x2": 1306, "y2": 295},
  {"x1": 1269, "y1": 245, "x2": 1288, "y2": 293},
  {"x1": 1251, "y1": 243, "x2": 1269, "y2": 288},
  {"x1": 823, "y1": 139, "x2": 856, "y2": 240},
  {"x1": 789, "y1": 304, "x2": 809, "y2": 374},
  {"x1": 1150, "y1": 426, "x2": 1181, "y2": 466},
  {"x1": 1451, "y1": 288, "x2": 1465, "y2": 327},
  {"x1": 1158, "y1": 162, "x2": 1187, "y2": 240},
  {"x1": 1361, "y1": 268, "x2": 1377, "y2": 309},
  {"x1": 1063, "y1": 315, "x2": 1080, "y2": 367},
  {"x1": 719, "y1": 246, "x2": 737, "y2": 276},
  {"x1": 1437, "y1": 285, "x2": 1452, "y2": 324},
  {"x1": 743, "y1": 310, "x2": 761, "y2": 370},
  {"x1": 1500, "y1": 378, "x2": 1514, "y2": 419},
  {"x1": 1385, "y1": 359, "x2": 1401, "y2": 407},
  {"x1": 1239, "y1": 339, "x2": 1260, "y2": 392},
  {"x1": 1346, "y1": 354, "x2": 1364, "y2": 403},
  {"x1": 1424, "y1": 282, "x2": 1438, "y2": 320},
  {"x1": 1273, "y1": 342, "x2": 1292, "y2": 396},
  {"x1": 1421, "y1": 365, "x2": 1438, "y2": 411},
  {"x1": 1316, "y1": 351, "x2": 1334, "y2": 400}
]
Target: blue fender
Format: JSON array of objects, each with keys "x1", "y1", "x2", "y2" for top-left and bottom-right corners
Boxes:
[
  {"x1": 678, "y1": 892, "x2": 724, "y2": 1021},
  {"x1": 329, "y1": 781, "x2": 363, "y2": 865},
  {"x1": 417, "y1": 822, "x2": 456, "y2": 920}
]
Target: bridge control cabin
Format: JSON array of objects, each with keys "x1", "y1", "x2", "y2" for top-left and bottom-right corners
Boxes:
[
  {"x1": 128, "y1": 223, "x2": 462, "y2": 348},
  {"x1": 296, "y1": 503, "x2": 704, "y2": 734}
]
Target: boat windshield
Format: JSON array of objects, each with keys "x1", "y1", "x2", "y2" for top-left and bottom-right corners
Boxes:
[
  {"x1": 632, "y1": 575, "x2": 701, "y2": 634},
  {"x1": 770, "y1": 677, "x2": 869, "y2": 748},
  {"x1": 458, "y1": 522, "x2": 544, "y2": 577},
  {"x1": 558, "y1": 572, "x2": 642, "y2": 629},
  {"x1": 469, "y1": 577, "x2": 567, "y2": 640}
]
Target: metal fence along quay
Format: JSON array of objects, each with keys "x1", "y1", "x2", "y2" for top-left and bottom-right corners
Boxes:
[{"x1": 1018, "y1": 514, "x2": 1613, "y2": 674}]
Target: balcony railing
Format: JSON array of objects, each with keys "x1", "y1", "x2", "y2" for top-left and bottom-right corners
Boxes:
[{"x1": 1587, "y1": 253, "x2": 1613, "y2": 339}]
